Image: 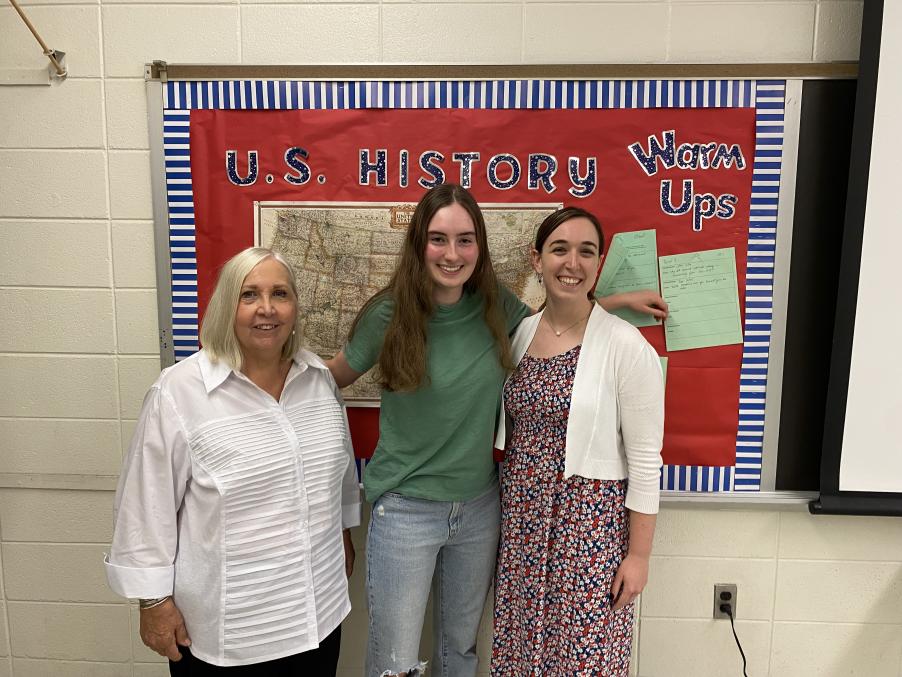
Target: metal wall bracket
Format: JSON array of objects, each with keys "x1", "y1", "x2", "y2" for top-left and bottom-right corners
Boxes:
[
  {"x1": 146, "y1": 60, "x2": 168, "y2": 83},
  {"x1": 0, "y1": 50, "x2": 67, "y2": 86}
]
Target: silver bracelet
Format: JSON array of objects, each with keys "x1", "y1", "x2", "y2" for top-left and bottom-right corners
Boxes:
[{"x1": 138, "y1": 596, "x2": 171, "y2": 610}]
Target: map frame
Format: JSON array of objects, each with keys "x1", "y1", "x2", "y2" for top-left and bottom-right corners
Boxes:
[{"x1": 254, "y1": 200, "x2": 560, "y2": 404}]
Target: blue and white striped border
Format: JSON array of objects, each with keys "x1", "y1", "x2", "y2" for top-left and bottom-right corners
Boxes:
[
  {"x1": 163, "y1": 109, "x2": 198, "y2": 358},
  {"x1": 163, "y1": 79, "x2": 757, "y2": 111},
  {"x1": 659, "y1": 80, "x2": 784, "y2": 492},
  {"x1": 164, "y1": 78, "x2": 779, "y2": 492}
]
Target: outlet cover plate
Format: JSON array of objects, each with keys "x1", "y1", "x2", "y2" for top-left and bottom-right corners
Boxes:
[{"x1": 713, "y1": 583, "x2": 738, "y2": 619}]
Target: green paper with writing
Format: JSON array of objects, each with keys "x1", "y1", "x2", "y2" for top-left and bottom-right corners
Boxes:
[{"x1": 659, "y1": 247, "x2": 743, "y2": 352}]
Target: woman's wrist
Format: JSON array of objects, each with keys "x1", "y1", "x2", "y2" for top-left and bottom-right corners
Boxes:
[
  {"x1": 596, "y1": 292, "x2": 623, "y2": 311},
  {"x1": 138, "y1": 596, "x2": 171, "y2": 610}
]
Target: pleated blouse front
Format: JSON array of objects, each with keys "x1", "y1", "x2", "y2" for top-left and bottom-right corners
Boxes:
[{"x1": 105, "y1": 349, "x2": 360, "y2": 666}]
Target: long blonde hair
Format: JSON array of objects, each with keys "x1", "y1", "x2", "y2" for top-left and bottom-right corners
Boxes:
[
  {"x1": 200, "y1": 247, "x2": 302, "y2": 371},
  {"x1": 350, "y1": 184, "x2": 514, "y2": 392}
]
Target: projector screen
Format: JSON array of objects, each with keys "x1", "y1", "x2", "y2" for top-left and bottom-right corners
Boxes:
[
  {"x1": 814, "y1": 0, "x2": 902, "y2": 514},
  {"x1": 839, "y1": 0, "x2": 902, "y2": 492}
]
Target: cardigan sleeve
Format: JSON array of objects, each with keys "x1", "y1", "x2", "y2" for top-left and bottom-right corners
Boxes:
[{"x1": 618, "y1": 343, "x2": 665, "y2": 514}]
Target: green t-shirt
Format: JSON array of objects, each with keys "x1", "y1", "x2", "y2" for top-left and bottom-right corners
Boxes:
[{"x1": 345, "y1": 286, "x2": 529, "y2": 503}]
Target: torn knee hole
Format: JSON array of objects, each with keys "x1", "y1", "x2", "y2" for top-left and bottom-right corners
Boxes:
[{"x1": 379, "y1": 660, "x2": 427, "y2": 677}]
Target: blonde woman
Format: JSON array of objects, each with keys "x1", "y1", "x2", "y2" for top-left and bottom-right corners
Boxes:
[{"x1": 106, "y1": 247, "x2": 359, "y2": 675}]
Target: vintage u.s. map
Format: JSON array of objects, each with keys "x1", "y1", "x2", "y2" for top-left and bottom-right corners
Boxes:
[{"x1": 257, "y1": 202, "x2": 557, "y2": 401}]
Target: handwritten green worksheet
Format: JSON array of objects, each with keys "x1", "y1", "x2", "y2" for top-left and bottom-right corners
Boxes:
[
  {"x1": 659, "y1": 247, "x2": 743, "y2": 352},
  {"x1": 660, "y1": 356, "x2": 668, "y2": 387},
  {"x1": 595, "y1": 229, "x2": 660, "y2": 328}
]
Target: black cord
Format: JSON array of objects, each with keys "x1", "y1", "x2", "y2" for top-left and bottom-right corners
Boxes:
[{"x1": 721, "y1": 604, "x2": 748, "y2": 677}]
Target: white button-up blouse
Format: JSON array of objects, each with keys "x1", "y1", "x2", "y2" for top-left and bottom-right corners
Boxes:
[{"x1": 104, "y1": 349, "x2": 361, "y2": 667}]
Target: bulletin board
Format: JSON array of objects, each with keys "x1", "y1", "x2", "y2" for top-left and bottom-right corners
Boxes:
[{"x1": 146, "y1": 64, "x2": 842, "y2": 498}]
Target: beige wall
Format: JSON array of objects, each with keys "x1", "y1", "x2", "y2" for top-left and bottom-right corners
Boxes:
[{"x1": 0, "y1": 1, "x2": 885, "y2": 675}]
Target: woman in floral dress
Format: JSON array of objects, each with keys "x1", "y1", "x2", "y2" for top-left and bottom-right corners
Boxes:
[{"x1": 492, "y1": 207, "x2": 665, "y2": 676}]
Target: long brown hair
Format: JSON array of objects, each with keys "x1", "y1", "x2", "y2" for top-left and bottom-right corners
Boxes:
[{"x1": 350, "y1": 184, "x2": 514, "y2": 391}]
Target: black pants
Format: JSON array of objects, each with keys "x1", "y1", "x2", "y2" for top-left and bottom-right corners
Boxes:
[{"x1": 169, "y1": 625, "x2": 341, "y2": 676}]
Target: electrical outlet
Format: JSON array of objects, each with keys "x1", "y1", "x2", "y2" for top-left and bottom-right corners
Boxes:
[{"x1": 713, "y1": 583, "x2": 738, "y2": 619}]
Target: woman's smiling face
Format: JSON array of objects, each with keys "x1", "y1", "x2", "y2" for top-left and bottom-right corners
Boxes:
[
  {"x1": 233, "y1": 257, "x2": 297, "y2": 359},
  {"x1": 424, "y1": 202, "x2": 480, "y2": 305},
  {"x1": 532, "y1": 216, "x2": 601, "y2": 304}
]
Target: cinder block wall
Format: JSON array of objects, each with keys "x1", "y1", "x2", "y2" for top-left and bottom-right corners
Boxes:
[{"x1": 3, "y1": 1, "x2": 896, "y2": 676}]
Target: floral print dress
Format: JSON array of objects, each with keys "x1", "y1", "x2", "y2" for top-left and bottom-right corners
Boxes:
[{"x1": 492, "y1": 346, "x2": 634, "y2": 676}]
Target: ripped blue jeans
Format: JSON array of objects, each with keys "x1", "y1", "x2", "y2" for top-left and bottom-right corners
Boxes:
[{"x1": 365, "y1": 482, "x2": 500, "y2": 677}]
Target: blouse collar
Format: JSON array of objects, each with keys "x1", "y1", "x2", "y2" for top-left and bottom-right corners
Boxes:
[{"x1": 197, "y1": 349, "x2": 328, "y2": 394}]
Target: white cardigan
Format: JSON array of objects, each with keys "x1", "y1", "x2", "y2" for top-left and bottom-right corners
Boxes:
[{"x1": 495, "y1": 304, "x2": 665, "y2": 514}]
